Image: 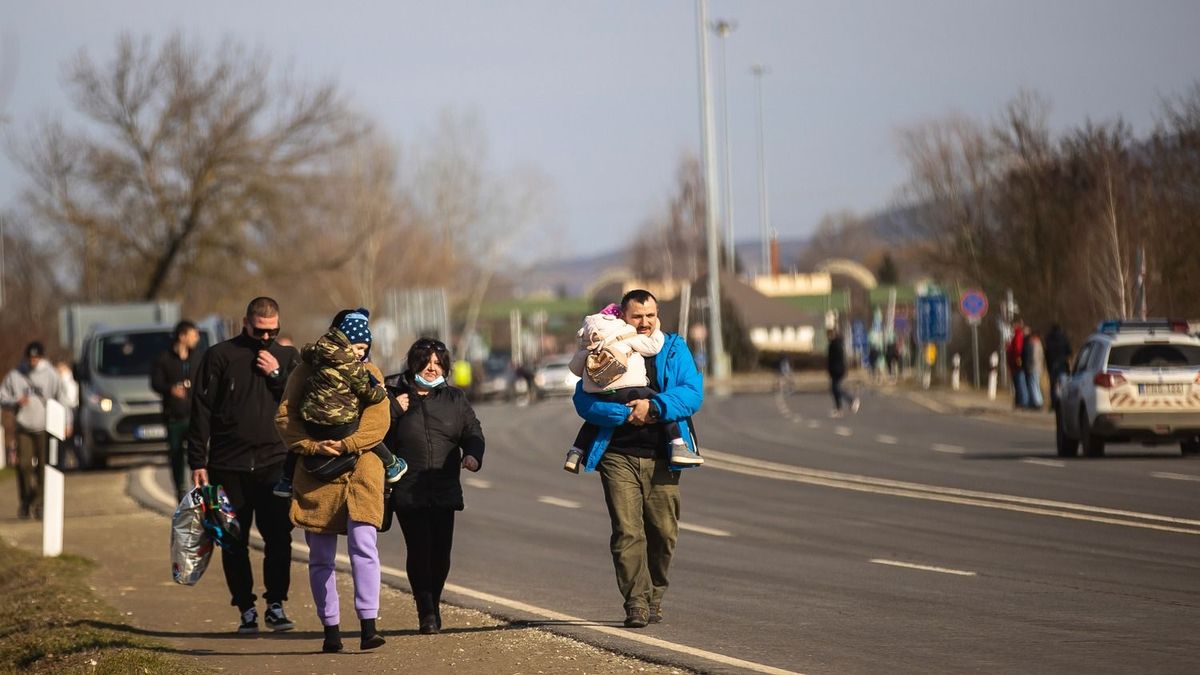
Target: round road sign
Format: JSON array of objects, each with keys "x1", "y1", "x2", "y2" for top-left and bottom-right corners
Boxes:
[{"x1": 960, "y1": 289, "x2": 988, "y2": 322}]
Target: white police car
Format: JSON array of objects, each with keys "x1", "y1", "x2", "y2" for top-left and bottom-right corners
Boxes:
[{"x1": 1057, "y1": 319, "x2": 1200, "y2": 457}]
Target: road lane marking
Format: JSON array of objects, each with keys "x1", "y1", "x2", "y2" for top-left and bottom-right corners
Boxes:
[
  {"x1": 137, "y1": 467, "x2": 802, "y2": 675},
  {"x1": 679, "y1": 523, "x2": 733, "y2": 537},
  {"x1": 932, "y1": 443, "x2": 965, "y2": 454},
  {"x1": 875, "y1": 434, "x2": 898, "y2": 445},
  {"x1": 835, "y1": 426, "x2": 853, "y2": 436},
  {"x1": 465, "y1": 477, "x2": 492, "y2": 489},
  {"x1": 806, "y1": 420, "x2": 821, "y2": 429},
  {"x1": 1021, "y1": 459, "x2": 1065, "y2": 468},
  {"x1": 1151, "y1": 472, "x2": 1200, "y2": 482},
  {"x1": 538, "y1": 496, "x2": 582, "y2": 509},
  {"x1": 700, "y1": 448, "x2": 1200, "y2": 536},
  {"x1": 870, "y1": 559, "x2": 976, "y2": 576}
]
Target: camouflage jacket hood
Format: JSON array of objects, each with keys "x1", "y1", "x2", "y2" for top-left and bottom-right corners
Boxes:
[{"x1": 300, "y1": 328, "x2": 386, "y2": 426}]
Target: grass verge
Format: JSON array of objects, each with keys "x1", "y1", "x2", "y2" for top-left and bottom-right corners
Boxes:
[{"x1": 0, "y1": 539, "x2": 205, "y2": 674}]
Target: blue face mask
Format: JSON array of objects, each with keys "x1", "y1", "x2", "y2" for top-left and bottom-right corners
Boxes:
[{"x1": 415, "y1": 373, "x2": 445, "y2": 388}]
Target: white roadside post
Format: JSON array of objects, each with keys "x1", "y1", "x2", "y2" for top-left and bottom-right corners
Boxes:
[
  {"x1": 951, "y1": 354, "x2": 961, "y2": 391},
  {"x1": 43, "y1": 399, "x2": 67, "y2": 557},
  {"x1": 0, "y1": 424, "x2": 6, "y2": 469},
  {"x1": 987, "y1": 352, "x2": 1000, "y2": 401}
]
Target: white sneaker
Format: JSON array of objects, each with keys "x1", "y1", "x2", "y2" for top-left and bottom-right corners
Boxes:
[
  {"x1": 851, "y1": 398, "x2": 861, "y2": 414},
  {"x1": 563, "y1": 449, "x2": 583, "y2": 473},
  {"x1": 669, "y1": 441, "x2": 704, "y2": 466}
]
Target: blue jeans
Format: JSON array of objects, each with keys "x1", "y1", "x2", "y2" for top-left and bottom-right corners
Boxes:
[{"x1": 1013, "y1": 370, "x2": 1029, "y2": 408}]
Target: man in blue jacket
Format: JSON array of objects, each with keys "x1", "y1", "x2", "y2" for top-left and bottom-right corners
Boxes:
[{"x1": 572, "y1": 289, "x2": 704, "y2": 629}]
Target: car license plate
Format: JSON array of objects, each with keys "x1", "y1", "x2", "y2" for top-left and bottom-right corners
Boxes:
[
  {"x1": 1139, "y1": 384, "x2": 1186, "y2": 395},
  {"x1": 135, "y1": 424, "x2": 167, "y2": 440}
]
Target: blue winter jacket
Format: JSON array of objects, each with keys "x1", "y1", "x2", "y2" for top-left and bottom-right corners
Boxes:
[{"x1": 572, "y1": 332, "x2": 704, "y2": 472}]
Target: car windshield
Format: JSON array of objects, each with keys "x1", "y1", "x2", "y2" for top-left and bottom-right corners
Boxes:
[
  {"x1": 95, "y1": 331, "x2": 209, "y2": 376},
  {"x1": 1107, "y1": 343, "x2": 1200, "y2": 368}
]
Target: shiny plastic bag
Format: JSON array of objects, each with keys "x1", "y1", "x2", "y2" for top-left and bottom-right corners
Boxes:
[
  {"x1": 170, "y1": 485, "x2": 243, "y2": 585},
  {"x1": 171, "y1": 488, "x2": 213, "y2": 585}
]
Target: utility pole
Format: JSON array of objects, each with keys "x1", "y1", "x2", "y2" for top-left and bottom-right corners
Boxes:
[
  {"x1": 751, "y1": 64, "x2": 771, "y2": 277},
  {"x1": 696, "y1": 0, "x2": 730, "y2": 384},
  {"x1": 712, "y1": 18, "x2": 737, "y2": 272}
]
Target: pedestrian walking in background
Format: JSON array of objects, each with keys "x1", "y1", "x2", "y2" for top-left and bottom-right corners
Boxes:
[
  {"x1": 151, "y1": 320, "x2": 202, "y2": 501},
  {"x1": 385, "y1": 338, "x2": 485, "y2": 635},
  {"x1": 187, "y1": 297, "x2": 300, "y2": 634},
  {"x1": 1006, "y1": 321, "x2": 1029, "y2": 409},
  {"x1": 0, "y1": 342, "x2": 73, "y2": 519},
  {"x1": 827, "y1": 329, "x2": 859, "y2": 417},
  {"x1": 572, "y1": 290, "x2": 704, "y2": 629},
  {"x1": 1023, "y1": 329, "x2": 1046, "y2": 410},
  {"x1": 275, "y1": 309, "x2": 395, "y2": 653},
  {"x1": 1044, "y1": 324, "x2": 1072, "y2": 410},
  {"x1": 54, "y1": 358, "x2": 82, "y2": 469}
]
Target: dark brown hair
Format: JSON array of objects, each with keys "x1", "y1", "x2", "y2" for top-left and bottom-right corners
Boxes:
[
  {"x1": 245, "y1": 296, "x2": 280, "y2": 319},
  {"x1": 406, "y1": 337, "x2": 453, "y2": 377}
]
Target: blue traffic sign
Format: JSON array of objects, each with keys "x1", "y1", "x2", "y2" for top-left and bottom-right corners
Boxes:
[
  {"x1": 959, "y1": 289, "x2": 988, "y2": 322},
  {"x1": 917, "y1": 295, "x2": 951, "y2": 343}
]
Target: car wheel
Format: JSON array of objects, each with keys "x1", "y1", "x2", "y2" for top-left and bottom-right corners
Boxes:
[
  {"x1": 1055, "y1": 405, "x2": 1078, "y2": 458},
  {"x1": 1079, "y1": 410, "x2": 1105, "y2": 458},
  {"x1": 1182, "y1": 437, "x2": 1200, "y2": 456}
]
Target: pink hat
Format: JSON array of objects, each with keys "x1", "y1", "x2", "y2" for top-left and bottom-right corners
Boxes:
[{"x1": 600, "y1": 303, "x2": 621, "y2": 317}]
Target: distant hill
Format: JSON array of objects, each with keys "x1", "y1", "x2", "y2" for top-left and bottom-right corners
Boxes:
[{"x1": 506, "y1": 201, "x2": 925, "y2": 298}]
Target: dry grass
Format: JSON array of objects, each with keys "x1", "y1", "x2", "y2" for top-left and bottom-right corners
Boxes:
[{"x1": 0, "y1": 539, "x2": 205, "y2": 674}]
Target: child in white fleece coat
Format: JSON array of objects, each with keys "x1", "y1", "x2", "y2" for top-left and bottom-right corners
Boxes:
[{"x1": 562, "y1": 304, "x2": 703, "y2": 472}]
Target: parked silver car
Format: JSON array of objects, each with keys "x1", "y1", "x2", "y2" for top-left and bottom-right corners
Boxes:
[{"x1": 534, "y1": 355, "x2": 581, "y2": 398}]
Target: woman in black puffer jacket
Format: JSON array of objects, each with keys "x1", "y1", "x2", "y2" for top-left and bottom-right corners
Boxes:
[{"x1": 385, "y1": 338, "x2": 485, "y2": 634}]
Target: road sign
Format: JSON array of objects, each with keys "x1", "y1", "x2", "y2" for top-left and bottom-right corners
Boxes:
[
  {"x1": 851, "y1": 319, "x2": 868, "y2": 357},
  {"x1": 917, "y1": 294, "x2": 951, "y2": 343},
  {"x1": 959, "y1": 289, "x2": 988, "y2": 325}
]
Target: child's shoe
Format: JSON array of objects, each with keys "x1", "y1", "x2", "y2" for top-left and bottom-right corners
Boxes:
[
  {"x1": 563, "y1": 448, "x2": 584, "y2": 473},
  {"x1": 272, "y1": 476, "x2": 293, "y2": 498},
  {"x1": 385, "y1": 457, "x2": 408, "y2": 483},
  {"x1": 669, "y1": 440, "x2": 703, "y2": 466}
]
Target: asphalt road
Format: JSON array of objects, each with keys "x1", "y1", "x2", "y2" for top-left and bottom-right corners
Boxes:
[{"x1": 149, "y1": 386, "x2": 1200, "y2": 674}]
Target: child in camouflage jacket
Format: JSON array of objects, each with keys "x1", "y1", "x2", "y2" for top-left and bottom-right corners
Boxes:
[{"x1": 274, "y1": 310, "x2": 406, "y2": 498}]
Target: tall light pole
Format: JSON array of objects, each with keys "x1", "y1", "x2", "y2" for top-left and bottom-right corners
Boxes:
[
  {"x1": 696, "y1": 0, "x2": 730, "y2": 383},
  {"x1": 712, "y1": 18, "x2": 737, "y2": 272},
  {"x1": 751, "y1": 64, "x2": 772, "y2": 277}
]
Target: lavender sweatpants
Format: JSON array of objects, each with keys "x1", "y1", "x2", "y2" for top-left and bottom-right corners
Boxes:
[{"x1": 305, "y1": 518, "x2": 380, "y2": 626}]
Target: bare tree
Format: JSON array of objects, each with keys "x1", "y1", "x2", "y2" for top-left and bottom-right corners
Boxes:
[{"x1": 9, "y1": 33, "x2": 365, "y2": 306}]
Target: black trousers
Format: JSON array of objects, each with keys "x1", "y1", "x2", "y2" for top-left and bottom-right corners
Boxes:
[
  {"x1": 396, "y1": 508, "x2": 456, "y2": 618},
  {"x1": 830, "y1": 372, "x2": 849, "y2": 410},
  {"x1": 281, "y1": 418, "x2": 395, "y2": 480},
  {"x1": 208, "y1": 465, "x2": 293, "y2": 610}
]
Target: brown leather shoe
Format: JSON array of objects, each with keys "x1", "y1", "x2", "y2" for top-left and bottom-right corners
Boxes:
[
  {"x1": 624, "y1": 607, "x2": 649, "y2": 629},
  {"x1": 648, "y1": 604, "x2": 663, "y2": 624}
]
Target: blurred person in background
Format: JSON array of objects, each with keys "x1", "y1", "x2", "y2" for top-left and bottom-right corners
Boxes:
[
  {"x1": 151, "y1": 320, "x2": 202, "y2": 500},
  {"x1": 0, "y1": 342, "x2": 73, "y2": 519}
]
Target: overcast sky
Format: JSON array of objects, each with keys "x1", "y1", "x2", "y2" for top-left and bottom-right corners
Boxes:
[{"x1": 3, "y1": 0, "x2": 1199, "y2": 264}]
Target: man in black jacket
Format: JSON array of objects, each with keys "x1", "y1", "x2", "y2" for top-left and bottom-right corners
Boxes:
[
  {"x1": 188, "y1": 297, "x2": 300, "y2": 634},
  {"x1": 151, "y1": 320, "x2": 201, "y2": 501}
]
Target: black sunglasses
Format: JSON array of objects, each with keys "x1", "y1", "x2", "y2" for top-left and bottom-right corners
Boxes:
[
  {"x1": 251, "y1": 326, "x2": 282, "y2": 338},
  {"x1": 415, "y1": 338, "x2": 446, "y2": 349}
]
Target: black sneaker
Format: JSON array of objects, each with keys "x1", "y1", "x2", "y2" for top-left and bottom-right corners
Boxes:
[
  {"x1": 264, "y1": 602, "x2": 294, "y2": 631},
  {"x1": 238, "y1": 607, "x2": 259, "y2": 634},
  {"x1": 272, "y1": 477, "x2": 293, "y2": 499}
]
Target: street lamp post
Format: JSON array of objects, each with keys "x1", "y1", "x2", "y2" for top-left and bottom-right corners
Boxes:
[
  {"x1": 751, "y1": 64, "x2": 771, "y2": 277},
  {"x1": 712, "y1": 18, "x2": 737, "y2": 272},
  {"x1": 695, "y1": 0, "x2": 730, "y2": 383}
]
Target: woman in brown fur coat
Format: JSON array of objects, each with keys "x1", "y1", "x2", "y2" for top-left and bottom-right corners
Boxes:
[{"x1": 275, "y1": 309, "x2": 390, "y2": 654}]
